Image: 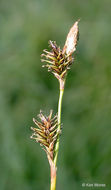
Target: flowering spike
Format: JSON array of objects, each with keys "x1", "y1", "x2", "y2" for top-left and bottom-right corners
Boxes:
[
  {"x1": 41, "y1": 42, "x2": 71, "y2": 80},
  {"x1": 63, "y1": 20, "x2": 79, "y2": 55},
  {"x1": 41, "y1": 21, "x2": 79, "y2": 83},
  {"x1": 31, "y1": 110, "x2": 60, "y2": 161}
]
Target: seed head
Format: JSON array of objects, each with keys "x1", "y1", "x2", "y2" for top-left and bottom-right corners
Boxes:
[
  {"x1": 30, "y1": 110, "x2": 60, "y2": 161},
  {"x1": 41, "y1": 20, "x2": 79, "y2": 81}
]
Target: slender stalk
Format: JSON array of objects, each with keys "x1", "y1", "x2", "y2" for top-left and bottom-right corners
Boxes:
[
  {"x1": 49, "y1": 79, "x2": 65, "y2": 190},
  {"x1": 50, "y1": 162, "x2": 56, "y2": 190},
  {"x1": 54, "y1": 79, "x2": 65, "y2": 166}
]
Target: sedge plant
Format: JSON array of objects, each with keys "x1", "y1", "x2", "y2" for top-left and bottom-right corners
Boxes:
[{"x1": 30, "y1": 20, "x2": 79, "y2": 190}]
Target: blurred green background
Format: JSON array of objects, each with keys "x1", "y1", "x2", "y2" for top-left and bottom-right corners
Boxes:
[{"x1": 0, "y1": 0, "x2": 111, "y2": 189}]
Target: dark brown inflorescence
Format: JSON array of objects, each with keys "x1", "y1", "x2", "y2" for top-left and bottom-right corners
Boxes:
[
  {"x1": 41, "y1": 21, "x2": 79, "y2": 81},
  {"x1": 30, "y1": 110, "x2": 60, "y2": 161},
  {"x1": 41, "y1": 40, "x2": 73, "y2": 80}
]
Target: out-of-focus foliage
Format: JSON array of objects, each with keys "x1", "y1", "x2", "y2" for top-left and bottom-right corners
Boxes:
[{"x1": 0, "y1": 0, "x2": 111, "y2": 189}]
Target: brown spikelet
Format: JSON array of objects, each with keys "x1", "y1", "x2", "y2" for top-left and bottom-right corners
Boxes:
[
  {"x1": 41, "y1": 41, "x2": 73, "y2": 80},
  {"x1": 41, "y1": 21, "x2": 79, "y2": 81},
  {"x1": 30, "y1": 110, "x2": 61, "y2": 161}
]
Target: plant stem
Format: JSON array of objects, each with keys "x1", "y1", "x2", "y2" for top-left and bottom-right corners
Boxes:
[
  {"x1": 50, "y1": 162, "x2": 56, "y2": 190},
  {"x1": 50, "y1": 78, "x2": 65, "y2": 190},
  {"x1": 54, "y1": 79, "x2": 65, "y2": 165}
]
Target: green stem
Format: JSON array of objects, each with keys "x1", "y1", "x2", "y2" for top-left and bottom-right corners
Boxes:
[
  {"x1": 54, "y1": 79, "x2": 65, "y2": 165},
  {"x1": 50, "y1": 78, "x2": 65, "y2": 190}
]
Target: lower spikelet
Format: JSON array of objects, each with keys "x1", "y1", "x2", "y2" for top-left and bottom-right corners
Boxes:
[{"x1": 30, "y1": 110, "x2": 61, "y2": 161}]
